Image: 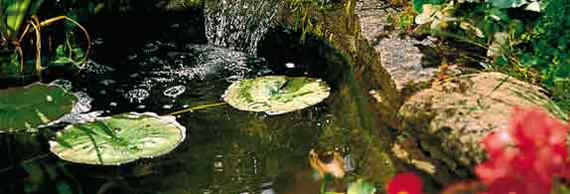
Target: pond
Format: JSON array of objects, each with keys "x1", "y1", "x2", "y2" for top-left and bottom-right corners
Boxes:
[{"x1": 0, "y1": 1, "x2": 404, "y2": 193}]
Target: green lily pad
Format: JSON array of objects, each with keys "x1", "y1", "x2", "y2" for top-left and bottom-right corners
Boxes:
[
  {"x1": 222, "y1": 76, "x2": 330, "y2": 115},
  {"x1": 49, "y1": 112, "x2": 186, "y2": 165},
  {"x1": 0, "y1": 82, "x2": 77, "y2": 133}
]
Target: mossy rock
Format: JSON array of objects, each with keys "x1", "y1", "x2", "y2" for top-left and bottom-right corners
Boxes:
[
  {"x1": 0, "y1": 82, "x2": 76, "y2": 133},
  {"x1": 396, "y1": 72, "x2": 567, "y2": 182}
]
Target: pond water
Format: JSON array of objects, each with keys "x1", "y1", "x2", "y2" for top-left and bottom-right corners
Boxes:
[{"x1": 0, "y1": 1, "x2": 400, "y2": 194}]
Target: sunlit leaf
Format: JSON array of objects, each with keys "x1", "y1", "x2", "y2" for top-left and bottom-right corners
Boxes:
[
  {"x1": 223, "y1": 76, "x2": 330, "y2": 115},
  {"x1": 49, "y1": 112, "x2": 187, "y2": 165}
]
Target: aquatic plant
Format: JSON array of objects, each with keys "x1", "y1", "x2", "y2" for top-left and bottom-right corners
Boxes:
[
  {"x1": 222, "y1": 75, "x2": 330, "y2": 115},
  {"x1": 0, "y1": 82, "x2": 76, "y2": 133},
  {"x1": 49, "y1": 112, "x2": 186, "y2": 165},
  {"x1": 0, "y1": 0, "x2": 90, "y2": 79}
]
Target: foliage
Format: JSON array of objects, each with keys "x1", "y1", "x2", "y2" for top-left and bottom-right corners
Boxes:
[
  {"x1": 0, "y1": 0, "x2": 90, "y2": 79},
  {"x1": 518, "y1": 0, "x2": 570, "y2": 111},
  {"x1": 404, "y1": 0, "x2": 569, "y2": 114},
  {"x1": 0, "y1": 82, "x2": 76, "y2": 133},
  {"x1": 412, "y1": 0, "x2": 444, "y2": 12},
  {"x1": 0, "y1": 0, "x2": 44, "y2": 39},
  {"x1": 222, "y1": 75, "x2": 331, "y2": 115},
  {"x1": 49, "y1": 112, "x2": 186, "y2": 165},
  {"x1": 286, "y1": 0, "x2": 338, "y2": 42}
]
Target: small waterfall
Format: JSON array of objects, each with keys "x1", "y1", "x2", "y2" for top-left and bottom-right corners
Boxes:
[{"x1": 204, "y1": 0, "x2": 281, "y2": 55}]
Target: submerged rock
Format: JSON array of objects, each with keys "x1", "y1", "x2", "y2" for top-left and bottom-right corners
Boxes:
[{"x1": 395, "y1": 72, "x2": 566, "y2": 183}]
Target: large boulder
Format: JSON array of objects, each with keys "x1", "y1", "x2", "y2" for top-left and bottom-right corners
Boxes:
[{"x1": 394, "y1": 72, "x2": 567, "y2": 183}]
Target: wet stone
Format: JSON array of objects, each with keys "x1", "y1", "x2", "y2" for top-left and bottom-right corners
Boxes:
[
  {"x1": 377, "y1": 37, "x2": 437, "y2": 91},
  {"x1": 356, "y1": 0, "x2": 439, "y2": 92}
]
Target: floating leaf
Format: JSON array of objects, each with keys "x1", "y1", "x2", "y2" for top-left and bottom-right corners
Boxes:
[
  {"x1": 222, "y1": 76, "x2": 330, "y2": 115},
  {"x1": 49, "y1": 112, "x2": 186, "y2": 165},
  {"x1": 0, "y1": 82, "x2": 76, "y2": 133}
]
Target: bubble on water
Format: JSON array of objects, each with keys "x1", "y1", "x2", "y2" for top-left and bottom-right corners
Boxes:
[
  {"x1": 110, "y1": 102, "x2": 118, "y2": 107},
  {"x1": 137, "y1": 104, "x2": 146, "y2": 109},
  {"x1": 81, "y1": 61, "x2": 115, "y2": 74},
  {"x1": 49, "y1": 79, "x2": 73, "y2": 91},
  {"x1": 163, "y1": 85, "x2": 186, "y2": 98},
  {"x1": 162, "y1": 104, "x2": 173, "y2": 109},
  {"x1": 124, "y1": 88, "x2": 150, "y2": 103}
]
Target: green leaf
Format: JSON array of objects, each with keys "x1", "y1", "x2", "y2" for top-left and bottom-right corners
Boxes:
[
  {"x1": 49, "y1": 112, "x2": 187, "y2": 165},
  {"x1": 413, "y1": 0, "x2": 444, "y2": 12},
  {"x1": 487, "y1": 0, "x2": 528, "y2": 8},
  {"x1": 0, "y1": 82, "x2": 76, "y2": 133},
  {"x1": 223, "y1": 76, "x2": 330, "y2": 115},
  {"x1": 5, "y1": 0, "x2": 31, "y2": 37}
]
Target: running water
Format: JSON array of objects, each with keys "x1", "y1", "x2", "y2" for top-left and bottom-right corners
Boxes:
[{"x1": 204, "y1": 0, "x2": 281, "y2": 55}]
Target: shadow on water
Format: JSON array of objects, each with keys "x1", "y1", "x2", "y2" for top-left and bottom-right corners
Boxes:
[{"x1": 1, "y1": 2, "x2": 398, "y2": 194}]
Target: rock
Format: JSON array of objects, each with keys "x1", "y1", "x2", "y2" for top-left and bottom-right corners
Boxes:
[
  {"x1": 356, "y1": 0, "x2": 439, "y2": 93},
  {"x1": 395, "y1": 72, "x2": 566, "y2": 183},
  {"x1": 376, "y1": 37, "x2": 437, "y2": 91},
  {"x1": 355, "y1": 0, "x2": 394, "y2": 43}
]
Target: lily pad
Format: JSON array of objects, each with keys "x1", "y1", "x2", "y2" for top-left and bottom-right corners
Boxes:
[
  {"x1": 222, "y1": 76, "x2": 330, "y2": 115},
  {"x1": 49, "y1": 112, "x2": 186, "y2": 165},
  {"x1": 0, "y1": 82, "x2": 77, "y2": 133}
]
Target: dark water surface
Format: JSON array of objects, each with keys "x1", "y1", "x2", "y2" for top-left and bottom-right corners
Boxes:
[{"x1": 0, "y1": 2, "x2": 397, "y2": 193}]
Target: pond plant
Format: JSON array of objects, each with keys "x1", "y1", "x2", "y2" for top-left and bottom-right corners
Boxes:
[
  {"x1": 49, "y1": 112, "x2": 186, "y2": 165},
  {"x1": 0, "y1": 0, "x2": 91, "y2": 79},
  {"x1": 222, "y1": 75, "x2": 331, "y2": 115},
  {"x1": 0, "y1": 82, "x2": 76, "y2": 133},
  {"x1": 1, "y1": 75, "x2": 330, "y2": 167}
]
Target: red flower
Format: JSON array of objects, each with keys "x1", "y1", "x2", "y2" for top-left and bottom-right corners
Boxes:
[
  {"x1": 387, "y1": 172, "x2": 423, "y2": 194},
  {"x1": 475, "y1": 107, "x2": 570, "y2": 194}
]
